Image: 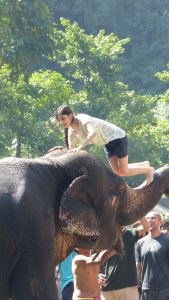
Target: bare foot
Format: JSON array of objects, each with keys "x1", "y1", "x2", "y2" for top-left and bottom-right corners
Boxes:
[{"x1": 146, "y1": 167, "x2": 155, "y2": 185}]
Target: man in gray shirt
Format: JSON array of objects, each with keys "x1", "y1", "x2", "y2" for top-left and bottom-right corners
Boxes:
[{"x1": 135, "y1": 211, "x2": 169, "y2": 300}]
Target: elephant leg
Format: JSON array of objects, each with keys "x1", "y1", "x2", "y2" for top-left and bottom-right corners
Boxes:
[
  {"x1": 10, "y1": 261, "x2": 58, "y2": 300},
  {"x1": 44, "y1": 273, "x2": 59, "y2": 300},
  {"x1": 10, "y1": 264, "x2": 44, "y2": 300},
  {"x1": 10, "y1": 243, "x2": 58, "y2": 300}
]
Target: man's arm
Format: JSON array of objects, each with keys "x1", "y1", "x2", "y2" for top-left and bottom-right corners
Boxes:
[
  {"x1": 136, "y1": 261, "x2": 141, "y2": 284},
  {"x1": 136, "y1": 217, "x2": 149, "y2": 237},
  {"x1": 92, "y1": 249, "x2": 116, "y2": 265},
  {"x1": 73, "y1": 255, "x2": 89, "y2": 267}
]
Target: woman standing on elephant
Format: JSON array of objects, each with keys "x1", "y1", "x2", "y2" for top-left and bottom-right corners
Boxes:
[{"x1": 49, "y1": 105, "x2": 154, "y2": 185}]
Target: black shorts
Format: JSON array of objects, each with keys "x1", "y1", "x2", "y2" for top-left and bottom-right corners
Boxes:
[
  {"x1": 104, "y1": 136, "x2": 128, "y2": 159},
  {"x1": 62, "y1": 281, "x2": 74, "y2": 300}
]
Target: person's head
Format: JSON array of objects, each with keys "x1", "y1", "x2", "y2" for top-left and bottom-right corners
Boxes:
[
  {"x1": 161, "y1": 219, "x2": 169, "y2": 235},
  {"x1": 56, "y1": 105, "x2": 75, "y2": 129},
  {"x1": 55, "y1": 105, "x2": 75, "y2": 148},
  {"x1": 146, "y1": 211, "x2": 162, "y2": 234}
]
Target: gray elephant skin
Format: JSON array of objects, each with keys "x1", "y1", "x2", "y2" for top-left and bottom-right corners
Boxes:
[{"x1": 0, "y1": 150, "x2": 168, "y2": 300}]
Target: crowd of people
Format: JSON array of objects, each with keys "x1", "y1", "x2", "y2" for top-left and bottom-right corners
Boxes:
[
  {"x1": 56, "y1": 213, "x2": 169, "y2": 300},
  {"x1": 51, "y1": 105, "x2": 168, "y2": 300}
]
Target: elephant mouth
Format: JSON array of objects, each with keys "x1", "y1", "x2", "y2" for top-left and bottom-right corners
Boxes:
[
  {"x1": 90, "y1": 235, "x2": 98, "y2": 242},
  {"x1": 74, "y1": 234, "x2": 99, "y2": 248},
  {"x1": 75, "y1": 233, "x2": 99, "y2": 241}
]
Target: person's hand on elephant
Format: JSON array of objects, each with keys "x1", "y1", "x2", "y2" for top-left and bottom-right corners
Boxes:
[
  {"x1": 68, "y1": 146, "x2": 82, "y2": 153},
  {"x1": 48, "y1": 145, "x2": 64, "y2": 153}
]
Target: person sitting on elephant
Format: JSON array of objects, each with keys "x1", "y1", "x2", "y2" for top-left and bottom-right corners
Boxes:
[{"x1": 49, "y1": 104, "x2": 154, "y2": 185}]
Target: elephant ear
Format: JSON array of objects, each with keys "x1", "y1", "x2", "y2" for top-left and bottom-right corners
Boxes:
[{"x1": 59, "y1": 174, "x2": 99, "y2": 237}]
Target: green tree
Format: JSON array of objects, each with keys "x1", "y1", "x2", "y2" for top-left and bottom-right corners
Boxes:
[
  {"x1": 0, "y1": 65, "x2": 76, "y2": 157},
  {"x1": 0, "y1": 0, "x2": 55, "y2": 74},
  {"x1": 153, "y1": 65, "x2": 169, "y2": 164},
  {"x1": 52, "y1": 18, "x2": 130, "y2": 116},
  {"x1": 52, "y1": 0, "x2": 169, "y2": 94},
  {"x1": 0, "y1": 0, "x2": 57, "y2": 157}
]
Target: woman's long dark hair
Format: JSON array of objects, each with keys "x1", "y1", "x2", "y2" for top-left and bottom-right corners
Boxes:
[{"x1": 56, "y1": 105, "x2": 75, "y2": 148}]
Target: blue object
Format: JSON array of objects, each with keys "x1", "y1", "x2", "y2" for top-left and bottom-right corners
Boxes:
[{"x1": 59, "y1": 251, "x2": 77, "y2": 291}]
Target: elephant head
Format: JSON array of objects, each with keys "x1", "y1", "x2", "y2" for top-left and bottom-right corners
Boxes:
[
  {"x1": 60, "y1": 175, "x2": 121, "y2": 250},
  {"x1": 45, "y1": 149, "x2": 124, "y2": 250},
  {"x1": 46, "y1": 150, "x2": 169, "y2": 251}
]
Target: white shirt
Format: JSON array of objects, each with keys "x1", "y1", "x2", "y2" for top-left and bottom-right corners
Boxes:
[{"x1": 68, "y1": 114, "x2": 125, "y2": 146}]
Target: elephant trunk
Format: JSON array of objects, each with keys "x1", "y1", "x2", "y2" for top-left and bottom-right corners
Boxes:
[{"x1": 117, "y1": 166, "x2": 169, "y2": 226}]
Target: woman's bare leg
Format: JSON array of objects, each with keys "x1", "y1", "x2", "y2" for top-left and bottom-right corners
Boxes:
[
  {"x1": 108, "y1": 156, "x2": 154, "y2": 185},
  {"x1": 108, "y1": 156, "x2": 120, "y2": 174},
  {"x1": 129, "y1": 161, "x2": 150, "y2": 167}
]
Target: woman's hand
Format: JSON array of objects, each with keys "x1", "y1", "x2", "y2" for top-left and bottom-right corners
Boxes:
[
  {"x1": 68, "y1": 146, "x2": 81, "y2": 153},
  {"x1": 48, "y1": 146, "x2": 63, "y2": 153}
]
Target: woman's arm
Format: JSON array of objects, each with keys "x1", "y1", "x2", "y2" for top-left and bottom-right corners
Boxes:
[
  {"x1": 47, "y1": 146, "x2": 64, "y2": 153},
  {"x1": 136, "y1": 261, "x2": 141, "y2": 284},
  {"x1": 69, "y1": 122, "x2": 96, "y2": 153}
]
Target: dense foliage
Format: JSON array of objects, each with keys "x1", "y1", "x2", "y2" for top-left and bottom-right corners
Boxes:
[
  {"x1": 52, "y1": 0, "x2": 169, "y2": 94},
  {"x1": 0, "y1": 0, "x2": 168, "y2": 186}
]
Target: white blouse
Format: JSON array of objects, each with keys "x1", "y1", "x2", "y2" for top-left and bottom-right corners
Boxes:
[{"x1": 68, "y1": 114, "x2": 125, "y2": 146}]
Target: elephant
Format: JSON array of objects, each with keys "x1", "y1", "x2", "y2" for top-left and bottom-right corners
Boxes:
[{"x1": 0, "y1": 149, "x2": 168, "y2": 300}]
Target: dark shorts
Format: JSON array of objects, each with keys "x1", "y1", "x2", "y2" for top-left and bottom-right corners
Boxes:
[
  {"x1": 104, "y1": 136, "x2": 128, "y2": 159},
  {"x1": 141, "y1": 288, "x2": 169, "y2": 300},
  {"x1": 62, "y1": 281, "x2": 74, "y2": 300}
]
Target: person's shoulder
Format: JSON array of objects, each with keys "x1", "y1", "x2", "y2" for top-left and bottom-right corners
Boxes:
[
  {"x1": 72, "y1": 254, "x2": 91, "y2": 268},
  {"x1": 71, "y1": 250, "x2": 78, "y2": 259},
  {"x1": 76, "y1": 113, "x2": 91, "y2": 121},
  {"x1": 123, "y1": 227, "x2": 137, "y2": 238},
  {"x1": 72, "y1": 254, "x2": 88, "y2": 263},
  {"x1": 159, "y1": 233, "x2": 169, "y2": 242},
  {"x1": 136, "y1": 234, "x2": 149, "y2": 247},
  {"x1": 123, "y1": 227, "x2": 137, "y2": 235},
  {"x1": 77, "y1": 113, "x2": 89, "y2": 118}
]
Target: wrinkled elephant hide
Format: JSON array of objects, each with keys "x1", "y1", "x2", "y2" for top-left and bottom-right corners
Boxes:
[{"x1": 0, "y1": 150, "x2": 168, "y2": 299}]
